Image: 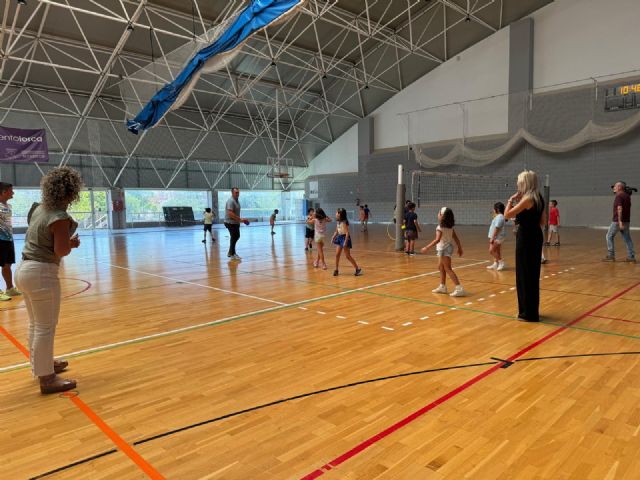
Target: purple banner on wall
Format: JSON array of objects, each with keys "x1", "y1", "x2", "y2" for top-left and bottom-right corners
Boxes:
[{"x1": 0, "y1": 126, "x2": 49, "y2": 163}]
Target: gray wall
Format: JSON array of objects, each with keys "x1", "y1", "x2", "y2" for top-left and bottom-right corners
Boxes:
[
  {"x1": 304, "y1": 16, "x2": 640, "y2": 228},
  {"x1": 305, "y1": 116, "x2": 640, "y2": 227}
]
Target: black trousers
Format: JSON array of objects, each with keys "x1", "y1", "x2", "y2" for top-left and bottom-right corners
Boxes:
[
  {"x1": 224, "y1": 223, "x2": 240, "y2": 256},
  {"x1": 515, "y1": 228, "x2": 543, "y2": 320}
]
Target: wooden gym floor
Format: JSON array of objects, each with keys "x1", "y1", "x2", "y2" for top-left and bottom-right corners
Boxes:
[{"x1": 1, "y1": 223, "x2": 639, "y2": 479}]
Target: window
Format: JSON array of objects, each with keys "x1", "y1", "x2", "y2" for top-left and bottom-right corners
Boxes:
[
  {"x1": 69, "y1": 191, "x2": 108, "y2": 229},
  {"x1": 217, "y1": 190, "x2": 304, "y2": 222},
  {"x1": 125, "y1": 189, "x2": 210, "y2": 224},
  {"x1": 11, "y1": 189, "x2": 108, "y2": 229},
  {"x1": 9, "y1": 189, "x2": 41, "y2": 229}
]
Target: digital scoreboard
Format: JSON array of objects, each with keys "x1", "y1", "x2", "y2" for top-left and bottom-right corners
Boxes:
[{"x1": 605, "y1": 82, "x2": 640, "y2": 111}]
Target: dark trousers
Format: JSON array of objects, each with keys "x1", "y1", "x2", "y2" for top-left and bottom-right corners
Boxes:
[
  {"x1": 515, "y1": 228, "x2": 543, "y2": 321},
  {"x1": 224, "y1": 223, "x2": 240, "y2": 256}
]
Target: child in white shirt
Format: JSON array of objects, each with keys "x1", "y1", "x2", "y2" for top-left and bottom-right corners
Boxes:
[{"x1": 421, "y1": 207, "x2": 465, "y2": 297}]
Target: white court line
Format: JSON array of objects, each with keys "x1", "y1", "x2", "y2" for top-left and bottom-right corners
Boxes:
[
  {"x1": 489, "y1": 294, "x2": 496, "y2": 298},
  {"x1": 499, "y1": 290, "x2": 507, "y2": 294},
  {"x1": 402, "y1": 322, "x2": 412, "y2": 326},
  {"x1": 510, "y1": 287, "x2": 516, "y2": 291},
  {"x1": 382, "y1": 326, "x2": 394, "y2": 331},
  {"x1": 358, "y1": 321, "x2": 369, "y2": 325},
  {"x1": 106, "y1": 263, "x2": 286, "y2": 306},
  {"x1": 336, "y1": 315, "x2": 346, "y2": 319},
  {"x1": 478, "y1": 298, "x2": 485, "y2": 301},
  {"x1": 355, "y1": 249, "x2": 490, "y2": 263},
  {"x1": 0, "y1": 259, "x2": 488, "y2": 374},
  {"x1": 436, "y1": 311, "x2": 445, "y2": 315},
  {"x1": 317, "y1": 311, "x2": 326, "y2": 315},
  {"x1": 420, "y1": 316, "x2": 429, "y2": 320},
  {"x1": 299, "y1": 307, "x2": 308, "y2": 311}
]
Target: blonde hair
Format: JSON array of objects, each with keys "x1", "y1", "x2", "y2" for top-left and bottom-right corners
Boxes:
[
  {"x1": 516, "y1": 170, "x2": 542, "y2": 209},
  {"x1": 41, "y1": 166, "x2": 83, "y2": 210}
]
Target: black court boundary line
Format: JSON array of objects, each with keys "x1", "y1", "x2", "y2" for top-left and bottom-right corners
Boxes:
[{"x1": 29, "y1": 351, "x2": 640, "y2": 479}]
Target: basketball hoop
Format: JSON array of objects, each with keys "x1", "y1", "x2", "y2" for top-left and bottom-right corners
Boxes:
[
  {"x1": 267, "y1": 172, "x2": 291, "y2": 179},
  {"x1": 266, "y1": 156, "x2": 292, "y2": 181}
]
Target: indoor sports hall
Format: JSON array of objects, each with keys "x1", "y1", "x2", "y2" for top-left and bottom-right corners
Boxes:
[{"x1": 1, "y1": 0, "x2": 639, "y2": 479}]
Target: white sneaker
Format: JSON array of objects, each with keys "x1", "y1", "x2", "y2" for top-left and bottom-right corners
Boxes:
[
  {"x1": 432, "y1": 284, "x2": 448, "y2": 294},
  {"x1": 449, "y1": 286, "x2": 465, "y2": 297},
  {"x1": 486, "y1": 262, "x2": 498, "y2": 270},
  {"x1": 496, "y1": 261, "x2": 505, "y2": 271}
]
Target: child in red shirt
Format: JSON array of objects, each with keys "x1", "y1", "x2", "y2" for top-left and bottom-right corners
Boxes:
[{"x1": 546, "y1": 200, "x2": 560, "y2": 246}]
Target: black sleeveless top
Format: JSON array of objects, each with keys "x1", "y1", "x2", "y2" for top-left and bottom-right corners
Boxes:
[{"x1": 516, "y1": 195, "x2": 545, "y2": 232}]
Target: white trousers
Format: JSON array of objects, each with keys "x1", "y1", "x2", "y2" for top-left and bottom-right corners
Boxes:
[{"x1": 15, "y1": 260, "x2": 61, "y2": 377}]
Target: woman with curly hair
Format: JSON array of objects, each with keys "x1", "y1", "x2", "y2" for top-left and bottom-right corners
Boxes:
[{"x1": 15, "y1": 167, "x2": 83, "y2": 394}]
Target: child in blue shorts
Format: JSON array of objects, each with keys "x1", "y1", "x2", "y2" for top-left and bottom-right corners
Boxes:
[{"x1": 331, "y1": 208, "x2": 362, "y2": 277}]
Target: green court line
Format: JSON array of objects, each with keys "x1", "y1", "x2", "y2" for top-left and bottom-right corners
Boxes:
[
  {"x1": 3, "y1": 270, "x2": 640, "y2": 376},
  {"x1": 541, "y1": 321, "x2": 640, "y2": 341},
  {"x1": 0, "y1": 277, "x2": 410, "y2": 375},
  {"x1": 5, "y1": 320, "x2": 640, "y2": 376},
  {"x1": 243, "y1": 268, "x2": 516, "y2": 319}
]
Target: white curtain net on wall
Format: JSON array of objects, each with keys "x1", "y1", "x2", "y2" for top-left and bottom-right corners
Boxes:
[{"x1": 407, "y1": 74, "x2": 640, "y2": 168}]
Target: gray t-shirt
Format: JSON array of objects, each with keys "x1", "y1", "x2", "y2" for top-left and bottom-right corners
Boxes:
[
  {"x1": 22, "y1": 203, "x2": 78, "y2": 265},
  {"x1": 224, "y1": 197, "x2": 241, "y2": 224}
]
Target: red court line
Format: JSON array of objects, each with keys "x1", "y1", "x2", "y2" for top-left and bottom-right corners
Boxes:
[
  {"x1": 0, "y1": 326, "x2": 164, "y2": 479},
  {"x1": 0, "y1": 277, "x2": 92, "y2": 312},
  {"x1": 63, "y1": 277, "x2": 93, "y2": 297},
  {"x1": 301, "y1": 280, "x2": 640, "y2": 479},
  {"x1": 589, "y1": 314, "x2": 640, "y2": 325}
]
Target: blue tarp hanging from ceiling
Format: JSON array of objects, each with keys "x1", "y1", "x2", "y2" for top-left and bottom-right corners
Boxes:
[{"x1": 126, "y1": 0, "x2": 302, "y2": 134}]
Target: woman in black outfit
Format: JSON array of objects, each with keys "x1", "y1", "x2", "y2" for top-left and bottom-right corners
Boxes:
[{"x1": 504, "y1": 170, "x2": 545, "y2": 322}]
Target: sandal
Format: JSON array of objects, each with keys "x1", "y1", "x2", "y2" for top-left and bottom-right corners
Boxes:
[
  {"x1": 39, "y1": 374, "x2": 77, "y2": 395},
  {"x1": 54, "y1": 359, "x2": 68, "y2": 374}
]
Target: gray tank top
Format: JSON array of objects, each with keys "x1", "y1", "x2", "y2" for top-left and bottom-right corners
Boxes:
[{"x1": 22, "y1": 203, "x2": 78, "y2": 265}]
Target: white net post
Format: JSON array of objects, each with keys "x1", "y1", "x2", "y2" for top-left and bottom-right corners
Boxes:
[
  {"x1": 543, "y1": 174, "x2": 551, "y2": 233},
  {"x1": 395, "y1": 165, "x2": 406, "y2": 251}
]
